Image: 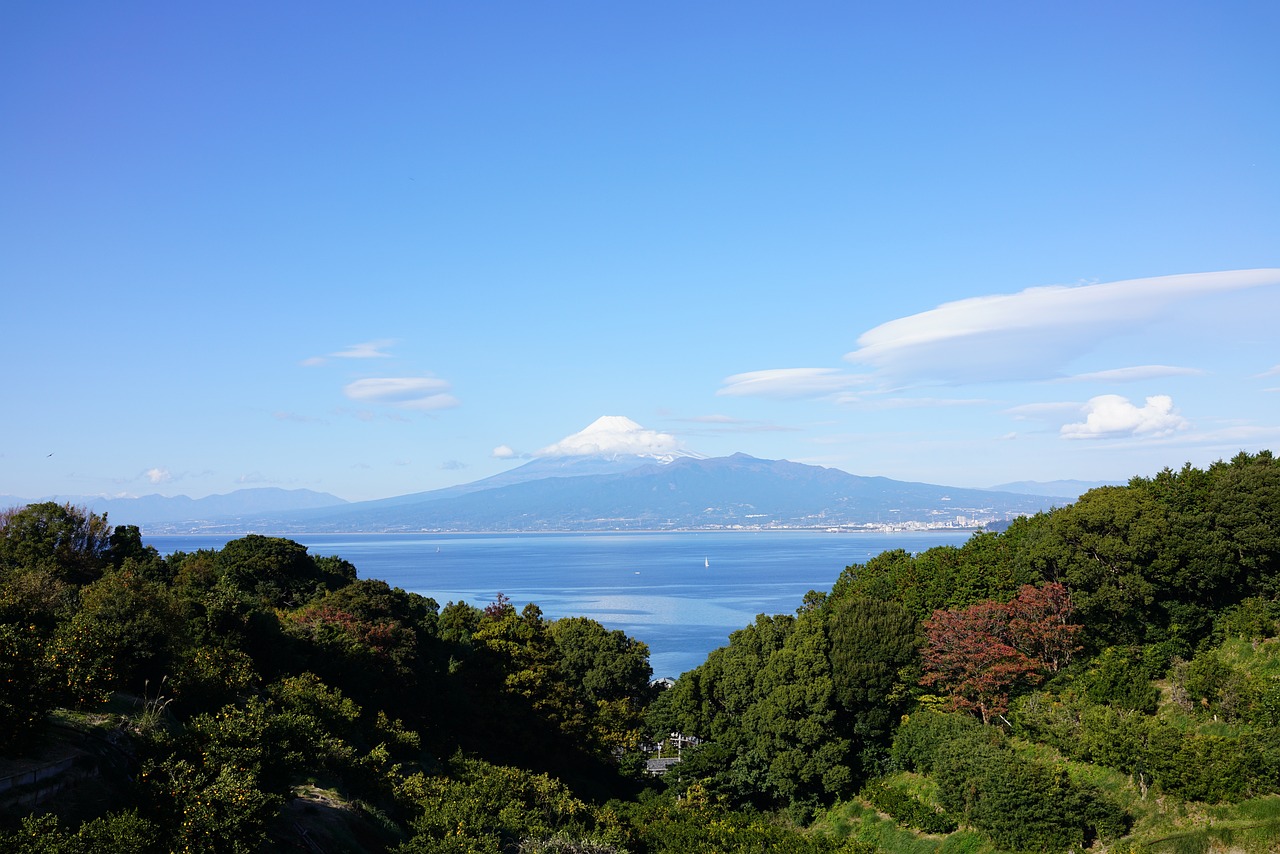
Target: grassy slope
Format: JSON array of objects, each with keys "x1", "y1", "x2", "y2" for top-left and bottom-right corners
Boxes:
[{"x1": 813, "y1": 636, "x2": 1280, "y2": 853}]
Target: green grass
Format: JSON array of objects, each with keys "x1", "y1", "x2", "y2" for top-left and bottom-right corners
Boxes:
[
  {"x1": 1217, "y1": 636, "x2": 1280, "y2": 677},
  {"x1": 813, "y1": 740, "x2": 1280, "y2": 854},
  {"x1": 815, "y1": 790, "x2": 1280, "y2": 854},
  {"x1": 1133, "y1": 812, "x2": 1280, "y2": 854},
  {"x1": 812, "y1": 795, "x2": 1003, "y2": 854}
]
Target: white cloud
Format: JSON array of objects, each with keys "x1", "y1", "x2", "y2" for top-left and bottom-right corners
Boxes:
[
  {"x1": 859, "y1": 396, "x2": 993, "y2": 410},
  {"x1": 846, "y1": 269, "x2": 1280, "y2": 384},
  {"x1": 398, "y1": 395, "x2": 460, "y2": 412},
  {"x1": 332, "y1": 340, "x2": 396, "y2": 359},
  {"x1": 673, "y1": 414, "x2": 801, "y2": 434},
  {"x1": 145, "y1": 467, "x2": 171, "y2": 484},
  {"x1": 717, "y1": 368, "x2": 868, "y2": 399},
  {"x1": 1004, "y1": 401, "x2": 1083, "y2": 421},
  {"x1": 342, "y1": 377, "x2": 459, "y2": 411},
  {"x1": 1063, "y1": 365, "x2": 1205, "y2": 383},
  {"x1": 1060, "y1": 394, "x2": 1190, "y2": 440},
  {"x1": 491, "y1": 445, "x2": 517, "y2": 459},
  {"x1": 535, "y1": 416, "x2": 695, "y2": 459},
  {"x1": 1256, "y1": 365, "x2": 1280, "y2": 378},
  {"x1": 1178, "y1": 424, "x2": 1280, "y2": 446},
  {"x1": 302, "y1": 339, "x2": 397, "y2": 366}
]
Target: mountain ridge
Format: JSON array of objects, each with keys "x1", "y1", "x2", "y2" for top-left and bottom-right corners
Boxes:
[
  {"x1": 2, "y1": 487, "x2": 348, "y2": 526},
  {"x1": 985, "y1": 478, "x2": 1124, "y2": 499},
  {"x1": 126, "y1": 454, "x2": 1058, "y2": 534}
]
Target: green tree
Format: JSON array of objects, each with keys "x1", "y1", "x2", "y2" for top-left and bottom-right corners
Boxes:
[
  {"x1": 1205, "y1": 451, "x2": 1280, "y2": 597},
  {"x1": 828, "y1": 597, "x2": 918, "y2": 754},
  {"x1": 56, "y1": 564, "x2": 185, "y2": 697},
  {"x1": 0, "y1": 621, "x2": 57, "y2": 750},
  {"x1": 396, "y1": 757, "x2": 608, "y2": 854},
  {"x1": 900, "y1": 711, "x2": 1129, "y2": 850},
  {"x1": 547, "y1": 616, "x2": 652, "y2": 754},
  {"x1": 617, "y1": 783, "x2": 852, "y2": 853},
  {"x1": 1046, "y1": 487, "x2": 1169, "y2": 646},
  {"x1": 281, "y1": 578, "x2": 438, "y2": 719},
  {"x1": 169, "y1": 643, "x2": 259, "y2": 716},
  {"x1": 214, "y1": 535, "x2": 350, "y2": 608},
  {"x1": 1082, "y1": 646, "x2": 1160, "y2": 712},
  {"x1": 138, "y1": 757, "x2": 280, "y2": 854},
  {"x1": 0, "y1": 502, "x2": 112, "y2": 585},
  {"x1": 742, "y1": 611, "x2": 853, "y2": 810}
]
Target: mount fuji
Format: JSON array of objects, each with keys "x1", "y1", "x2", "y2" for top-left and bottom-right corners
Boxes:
[{"x1": 131, "y1": 417, "x2": 1060, "y2": 534}]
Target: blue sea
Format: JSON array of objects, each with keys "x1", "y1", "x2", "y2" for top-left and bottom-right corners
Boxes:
[{"x1": 145, "y1": 530, "x2": 973, "y2": 678}]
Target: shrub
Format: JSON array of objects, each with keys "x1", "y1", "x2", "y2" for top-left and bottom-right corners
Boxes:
[{"x1": 862, "y1": 778, "x2": 957, "y2": 833}]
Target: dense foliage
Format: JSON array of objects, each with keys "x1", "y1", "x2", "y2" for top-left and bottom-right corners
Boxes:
[{"x1": 3, "y1": 450, "x2": 1280, "y2": 852}]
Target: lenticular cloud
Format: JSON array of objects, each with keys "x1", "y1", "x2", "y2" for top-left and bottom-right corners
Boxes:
[
  {"x1": 845, "y1": 269, "x2": 1280, "y2": 384},
  {"x1": 717, "y1": 368, "x2": 865, "y2": 399},
  {"x1": 342, "y1": 377, "x2": 459, "y2": 410}
]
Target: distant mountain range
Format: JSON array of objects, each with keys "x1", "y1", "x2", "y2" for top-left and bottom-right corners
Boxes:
[
  {"x1": 2, "y1": 488, "x2": 347, "y2": 527},
  {"x1": 986, "y1": 479, "x2": 1123, "y2": 499},
  {"x1": 18, "y1": 453, "x2": 1074, "y2": 534}
]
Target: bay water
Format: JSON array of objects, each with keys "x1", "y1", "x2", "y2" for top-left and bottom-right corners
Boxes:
[{"x1": 146, "y1": 530, "x2": 973, "y2": 677}]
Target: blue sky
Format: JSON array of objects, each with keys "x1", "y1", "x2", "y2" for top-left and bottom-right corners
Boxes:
[{"x1": 3, "y1": 2, "x2": 1277, "y2": 502}]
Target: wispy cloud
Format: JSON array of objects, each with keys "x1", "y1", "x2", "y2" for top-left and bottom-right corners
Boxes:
[
  {"x1": 1256, "y1": 365, "x2": 1280, "y2": 378},
  {"x1": 1004, "y1": 401, "x2": 1083, "y2": 421},
  {"x1": 235, "y1": 471, "x2": 301, "y2": 486},
  {"x1": 855, "y1": 396, "x2": 994, "y2": 410},
  {"x1": 682, "y1": 414, "x2": 742, "y2": 424},
  {"x1": 302, "y1": 339, "x2": 397, "y2": 366},
  {"x1": 144, "y1": 467, "x2": 171, "y2": 484},
  {"x1": 334, "y1": 340, "x2": 396, "y2": 359},
  {"x1": 717, "y1": 368, "x2": 869, "y2": 400},
  {"x1": 845, "y1": 269, "x2": 1280, "y2": 384},
  {"x1": 342, "y1": 377, "x2": 459, "y2": 411},
  {"x1": 273, "y1": 411, "x2": 326, "y2": 424},
  {"x1": 1061, "y1": 394, "x2": 1190, "y2": 440},
  {"x1": 670, "y1": 414, "x2": 801, "y2": 433},
  {"x1": 1062, "y1": 365, "x2": 1205, "y2": 383}
]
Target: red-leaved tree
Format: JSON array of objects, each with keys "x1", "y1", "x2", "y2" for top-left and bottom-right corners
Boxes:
[
  {"x1": 1005, "y1": 582, "x2": 1080, "y2": 674},
  {"x1": 921, "y1": 583, "x2": 1080, "y2": 724}
]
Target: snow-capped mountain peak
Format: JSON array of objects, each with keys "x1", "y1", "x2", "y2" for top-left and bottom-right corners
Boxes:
[{"x1": 534, "y1": 415, "x2": 703, "y2": 463}]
